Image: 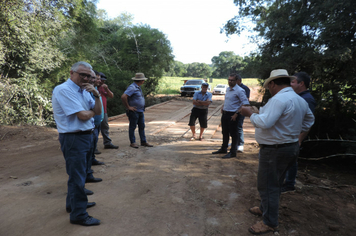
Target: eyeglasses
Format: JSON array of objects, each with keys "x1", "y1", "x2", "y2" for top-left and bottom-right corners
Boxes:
[
  {"x1": 73, "y1": 71, "x2": 95, "y2": 80},
  {"x1": 228, "y1": 79, "x2": 235, "y2": 82}
]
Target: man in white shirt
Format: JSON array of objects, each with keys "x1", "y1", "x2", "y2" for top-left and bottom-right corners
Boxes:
[{"x1": 239, "y1": 69, "x2": 314, "y2": 235}]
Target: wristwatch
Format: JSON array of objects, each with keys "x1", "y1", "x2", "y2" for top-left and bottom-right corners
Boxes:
[{"x1": 93, "y1": 94, "x2": 101, "y2": 98}]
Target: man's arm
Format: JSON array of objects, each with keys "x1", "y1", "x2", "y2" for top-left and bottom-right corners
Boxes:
[
  {"x1": 121, "y1": 93, "x2": 136, "y2": 111},
  {"x1": 76, "y1": 83, "x2": 102, "y2": 120},
  {"x1": 76, "y1": 97, "x2": 101, "y2": 120},
  {"x1": 101, "y1": 84, "x2": 114, "y2": 98},
  {"x1": 193, "y1": 100, "x2": 212, "y2": 106},
  {"x1": 298, "y1": 131, "x2": 310, "y2": 146}
]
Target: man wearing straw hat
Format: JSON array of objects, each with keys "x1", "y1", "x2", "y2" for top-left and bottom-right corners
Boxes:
[
  {"x1": 121, "y1": 73, "x2": 153, "y2": 148},
  {"x1": 239, "y1": 69, "x2": 314, "y2": 234}
]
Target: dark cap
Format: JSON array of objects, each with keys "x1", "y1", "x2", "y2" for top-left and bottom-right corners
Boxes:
[
  {"x1": 99, "y1": 72, "x2": 107, "y2": 80},
  {"x1": 202, "y1": 82, "x2": 209, "y2": 87}
]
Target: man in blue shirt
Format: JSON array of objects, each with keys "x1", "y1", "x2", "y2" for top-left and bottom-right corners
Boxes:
[
  {"x1": 212, "y1": 73, "x2": 250, "y2": 158},
  {"x1": 121, "y1": 73, "x2": 153, "y2": 148},
  {"x1": 188, "y1": 83, "x2": 212, "y2": 140},
  {"x1": 236, "y1": 75, "x2": 250, "y2": 152},
  {"x1": 282, "y1": 71, "x2": 316, "y2": 193},
  {"x1": 52, "y1": 61, "x2": 101, "y2": 226}
]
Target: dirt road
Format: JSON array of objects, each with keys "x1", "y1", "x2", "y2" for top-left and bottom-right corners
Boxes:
[{"x1": 1, "y1": 94, "x2": 356, "y2": 236}]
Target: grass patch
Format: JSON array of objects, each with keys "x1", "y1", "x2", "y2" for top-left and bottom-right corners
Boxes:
[{"x1": 157, "y1": 77, "x2": 259, "y2": 94}]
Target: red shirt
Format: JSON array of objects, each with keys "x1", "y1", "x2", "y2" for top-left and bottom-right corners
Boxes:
[{"x1": 98, "y1": 86, "x2": 108, "y2": 113}]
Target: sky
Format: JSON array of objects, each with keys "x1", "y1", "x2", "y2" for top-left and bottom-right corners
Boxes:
[{"x1": 96, "y1": 0, "x2": 258, "y2": 64}]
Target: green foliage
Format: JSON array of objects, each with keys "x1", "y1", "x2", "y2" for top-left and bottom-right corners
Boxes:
[
  {"x1": 165, "y1": 61, "x2": 187, "y2": 77},
  {"x1": 0, "y1": 0, "x2": 89, "y2": 126},
  {"x1": 211, "y1": 51, "x2": 246, "y2": 78},
  {"x1": 223, "y1": 0, "x2": 356, "y2": 139},
  {"x1": 156, "y1": 77, "x2": 258, "y2": 95},
  {"x1": 0, "y1": 77, "x2": 54, "y2": 126},
  {"x1": 185, "y1": 62, "x2": 212, "y2": 78}
]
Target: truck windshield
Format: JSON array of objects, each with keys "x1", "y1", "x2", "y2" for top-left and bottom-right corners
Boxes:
[{"x1": 186, "y1": 81, "x2": 202, "y2": 85}]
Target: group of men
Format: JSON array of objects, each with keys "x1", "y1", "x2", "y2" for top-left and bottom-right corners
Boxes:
[
  {"x1": 188, "y1": 73, "x2": 251, "y2": 159},
  {"x1": 189, "y1": 69, "x2": 315, "y2": 234},
  {"x1": 52, "y1": 61, "x2": 152, "y2": 226},
  {"x1": 53, "y1": 61, "x2": 316, "y2": 233}
]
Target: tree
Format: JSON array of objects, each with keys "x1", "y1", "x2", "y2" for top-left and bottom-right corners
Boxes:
[
  {"x1": 211, "y1": 51, "x2": 246, "y2": 78},
  {"x1": 223, "y1": 0, "x2": 356, "y2": 139},
  {"x1": 0, "y1": 0, "x2": 90, "y2": 125},
  {"x1": 185, "y1": 62, "x2": 212, "y2": 78},
  {"x1": 87, "y1": 20, "x2": 174, "y2": 115},
  {"x1": 166, "y1": 61, "x2": 187, "y2": 77}
]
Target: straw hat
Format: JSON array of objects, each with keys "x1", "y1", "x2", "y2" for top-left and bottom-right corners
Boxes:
[
  {"x1": 263, "y1": 69, "x2": 295, "y2": 88},
  {"x1": 132, "y1": 73, "x2": 148, "y2": 81}
]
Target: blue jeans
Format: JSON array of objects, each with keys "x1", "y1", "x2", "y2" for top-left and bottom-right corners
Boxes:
[
  {"x1": 257, "y1": 142, "x2": 299, "y2": 228},
  {"x1": 59, "y1": 133, "x2": 93, "y2": 221},
  {"x1": 126, "y1": 110, "x2": 147, "y2": 144},
  {"x1": 236, "y1": 114, "x2": 245, "y2": 146},
  {"x1": 284, "y1": 161, "x2": 298, "y2": 188},
  {"x1": 87, "y1": 125, "x2": 100, "y2": 179},
  {"x1": 221, "y1": 112, "x2": 238, "y2": 153}
]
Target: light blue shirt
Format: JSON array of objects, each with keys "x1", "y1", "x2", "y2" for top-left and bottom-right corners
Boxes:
[
  {"x1": 52, "y1": 79, "x2": 95, "y2": 133},
  {"x1": 250, "y1": 87, "x2": 315, "y2": 145},
  {"x1": 124, "y1": 82, "x2": 145, "y2": 112},
  {"x1": 193, "y1": 91, "x2": 212, "y2": 109},
  {"x1": 91, "y1": 88, "x2": 104, "y2": 126},
  {"x1": 223, "y1": 84, "x2": 250, "y2": 112}
]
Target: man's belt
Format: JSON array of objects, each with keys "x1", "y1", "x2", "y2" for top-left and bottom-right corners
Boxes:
[
  {"x1": 64, "y1": 129, "x2": 94, "y2": 135},
  {"x1": 222, "y1": 110, "x2": 236, "y2": 114},
  {"x1": 259, "y1": 142, "x2": 298, "y2": 148}
]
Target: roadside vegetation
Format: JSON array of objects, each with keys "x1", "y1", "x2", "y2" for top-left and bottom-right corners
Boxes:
[
  {"x1": 156, "y1": 77, "x2": 259, "y2": 95},
  {"x1": 0, "y1": 0, "x2": 355, "y2": 140}
]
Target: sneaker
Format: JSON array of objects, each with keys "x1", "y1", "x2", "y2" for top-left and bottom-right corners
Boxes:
[
  {"x1": 281, "y1": 185, "x2": 295, "y2": 193},
  {"x1": 237, "y1": 146, "x2": 244, "y2": 153}
]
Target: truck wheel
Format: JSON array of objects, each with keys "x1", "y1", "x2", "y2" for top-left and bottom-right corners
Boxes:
[{"x1": 181, "y1": 93, "x2": 186, "y2": 97}]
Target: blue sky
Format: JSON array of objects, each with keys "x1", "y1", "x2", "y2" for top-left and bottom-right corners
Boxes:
[{"x1": 96, "y1": 0, "x2": 258, "y2": 64}]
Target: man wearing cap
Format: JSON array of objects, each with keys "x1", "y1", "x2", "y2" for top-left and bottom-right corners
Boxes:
[
  {"x1": 236, "y1": 75, "x2": 250, "y2": 153},
  {"x1": 98, "y1": 72, "x2": 119, "y2": 149},
  {"x1": 212, "y1": 73, "x2": 249, "y2": 159},
  {"x1": 52, "y1": 61, "x2": 101, "y2": 226},
  {"x1": 188, "y1": 82, "x2": 212, "y2": 140},
  {"x1": 239, "y1": 69, "x2": 314, "y2": 234},
  {"x1": 121, "y1": 73, "x2": 153, "y2": 148},
  {"x1": 282, "y1": 71, "x2": 316, "y2": 193}
]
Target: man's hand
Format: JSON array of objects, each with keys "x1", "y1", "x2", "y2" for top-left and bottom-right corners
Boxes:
[
  {"x1": 101, "y1": 84, "x2": 108, "y2": 90},
  {"x1": 231, "y1": 113, "x2": 238, "y2": 121},
  {"x1": 239, "y1": 106, "x2": 254, "y2": 117},
  {"x1": 82, "y1": 83, "x2": 99, "y2": 97},
  {"x1": 128, "y1": 106, "x2": 137, "y2": 112}
]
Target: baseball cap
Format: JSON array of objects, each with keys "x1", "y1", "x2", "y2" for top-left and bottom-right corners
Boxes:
[
  {"x1": 99, "y1": 72, "x2": 107, "y2": 80},
  {"x1": 202, "y1": 82, "x2": 209, "y2": 86}
]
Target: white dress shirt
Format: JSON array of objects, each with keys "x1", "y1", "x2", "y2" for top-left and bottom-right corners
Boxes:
[{"x1": 250, "y1": 87, "x2": 314, "y2": 145}]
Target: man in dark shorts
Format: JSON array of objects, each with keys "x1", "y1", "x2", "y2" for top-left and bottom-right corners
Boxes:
[{"x1": 188, "y1": 83, "x2": 212, "y2": 140}]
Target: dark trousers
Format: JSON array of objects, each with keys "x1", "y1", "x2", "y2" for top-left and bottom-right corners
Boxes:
[
  {"x1": 221, "y1": 111, "x2": 239, "y2": 153},
  {"x1": 59, "y1": 133, "x2": 93, "y2": 221},
  {"x1": 126, "y1": 110, "x2": 147, "y2": 144},
  {"x1": 236, "y1": 114, "x2": 245, "y2": 146},
  {"x1": 257, "y1": 142, "x2": 299, "y2": 227},
  {"x1": 87, "y1": 125, "x2": 100, "y2": 179},
  {"x1": 101, "y1": 113, "x2": 112, "y2": 146}
]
